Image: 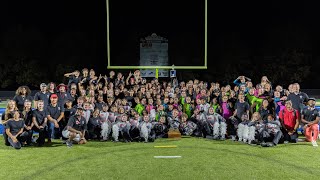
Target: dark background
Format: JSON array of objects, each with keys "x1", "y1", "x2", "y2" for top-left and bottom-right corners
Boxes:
[{"x1": 0, "y1": 0, "x2": 319, "y2": 90}]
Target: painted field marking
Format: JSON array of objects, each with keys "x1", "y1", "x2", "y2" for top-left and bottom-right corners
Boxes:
[
  {"x1": 154, "y1": 156, "x2": 182, "y2": 159},
  {"x1": 154, "y1": 145, "x2": 177, "y2": 148}
]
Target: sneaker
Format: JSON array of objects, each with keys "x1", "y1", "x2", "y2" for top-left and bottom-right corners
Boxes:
[
  {"x1": 312, "y1": 141, "x2": 318, "y2": 147},
  {"x1": 284, "y1": 141, "x2": 289, "y2": 144},
  {"x1": 243, "y1": 139, "x2": 247, "y2": 143},
  {"x1": 66, "y1": 140, "x2": 73, "y2": 148},
  {"x1": 248, "y1": 140, "x2": 252, "y2": 145},
  {"x1": 238, "y1": 138, "x2": 242, "y2": 142},
  {"x1": 266, "y1": 142, "x2": 274, "y2": 147},
  {"x1": 261, "y1": 142, "x2": 267, "y2": 147},
  {"x1": 213, "y1": 135, "x2": 219, "y2": 140},
  {"x1": 231, "y1": 135, "x2": 236, "y2": 141}
]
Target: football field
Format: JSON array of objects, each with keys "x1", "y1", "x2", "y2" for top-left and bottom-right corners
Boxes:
[{"x1": 0, "y1": 137, "x2": 320, "y2": 179}]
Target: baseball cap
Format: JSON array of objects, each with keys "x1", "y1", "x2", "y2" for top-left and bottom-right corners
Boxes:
[
  {"x1": 50, "y1": 94, "x2": 58, "y2": 99},
  {"x1": 308, "y1": 97, "x2": 316, "y2": 101},
  {"x1": 40, "y1": 83, "x2": 47, "y2": 87}
]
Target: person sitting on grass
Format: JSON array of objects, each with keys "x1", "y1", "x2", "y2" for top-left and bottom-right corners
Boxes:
[
  {"x1": 301, "y1": 98, "x2": 319, "y2": 147},
  {"x1": 153, "y1": 115, "x2": 168, "y2": 139},
  {"x1": 5, "y1": 111, "x2": 28, "y2": 150},
  {"x1": 179, "y1": 113, "x2": 197, "y2": 136},
  {"x1": 87, "y1": 108, "x2": 102, "y2": 140},
  {"x1": 260, "y1": 114, "x2": 283, "y2": 147},
  {"x1": 62, "y1": 107, "x2": 87, "y2": 148},
  {"x1": 205, "y1": 107, "x2": 227, "y2": 140},
  {"x1": 139, "y1": 114, "x2": 154, "y2": 143},
  {"x1": 246, "y1": 112, "x2": 264, "y2": 145},
  {"x1": 237, "y1": 114, "x2": 250, "y2": 143},
  {"x1": 112, "y1": 114, "x2": 131, "y2": 143}
]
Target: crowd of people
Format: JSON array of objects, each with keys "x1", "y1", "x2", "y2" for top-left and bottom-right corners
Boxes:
[{"x1": 1, "y1": 68, "x2": 319, "y2": 149}]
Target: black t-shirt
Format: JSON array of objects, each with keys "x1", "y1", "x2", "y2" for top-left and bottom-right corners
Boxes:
[
  {"x1": 34, "y1": 91, "x2": 51, "y2": 108},
  {"x1": 13, "y1": 95, "x2": 33, "y2": 111},
  {"x1": 235, "y1": 101, "x2": 250, "y2": 119},
  {"x1": 47, "y1": 104, "x2": 65, "y2": 120},
  {"x1": 68, "y1": 75, "x2": 81, "y2": 86},
  {"x1": 33, "y1": 109, "x2": 48, "y2": 125},
  {"x1": 5, "y1": 119, "x2": 24, "y2": 135},
  {"x1": 287, "y1": 92, "x2": 309, "y2": 111},
  {"x1": 88, "y1": 117, "x2": 101, "y2": 128},
  {"x1": 64, "y1": 115, "x2": 87, "y2": 131},
  {"x1": 23, "y1": 110, "x2": 33, "y2": 126},
  {"x1": 94, "y1": 102, "x2": 104, "y2": 111},
  {"x1": 302, "y1": 107, "x2": 320, "y2": 123},
  {"x1": 259, "y1": 108, "x2": 271, "y2": 121}
]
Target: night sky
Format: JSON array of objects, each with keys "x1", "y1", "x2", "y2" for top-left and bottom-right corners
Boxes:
[{"x1": 0, "y1": 0, "x2": 320, "y2": 88}]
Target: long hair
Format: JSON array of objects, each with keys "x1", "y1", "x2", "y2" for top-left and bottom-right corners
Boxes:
[
  {"x1": 4, "y1": 100, "x2": 18, "y2": 121},
  {"x1": 15, "y1": 86, "x2": 31, "y2": 96}
]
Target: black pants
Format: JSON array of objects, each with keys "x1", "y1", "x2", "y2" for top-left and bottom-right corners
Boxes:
[
  {"x1": 3, "y1": 131, "x2": 10, "y2": 146},
  {"x1": 33, "y1": 127, "x2": 46, "y2": 146},
  {"x1": 228, "y1": 118, "x2": 240, "y2": 136},
  {"x1": 281, "y1": 129, "x2": 298, "y2": 143},
  {"x1": 261, "y1": 131, "x2": 283, "y2": 145},
  {"x1": 129, "y1": 127, "x2": 140, "y2": 141},
  {"x1": 8, "y1": 133, "x2": 28, "y2": 149},
  {"x1": 88, "y1": 126, "x2": 101, "y2": 139},
  {"x1": 23, "y1": 129, "x2": 33, "y2": 145}
]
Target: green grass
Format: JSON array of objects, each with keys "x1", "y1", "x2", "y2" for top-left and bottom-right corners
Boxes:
[{"x1": 1, "y1": 137, "x2": 320, "y2": 180}]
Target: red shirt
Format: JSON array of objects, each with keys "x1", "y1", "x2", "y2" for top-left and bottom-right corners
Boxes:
[{"x1": 279, "y1": 108, "x2": 299, "y2": 130}]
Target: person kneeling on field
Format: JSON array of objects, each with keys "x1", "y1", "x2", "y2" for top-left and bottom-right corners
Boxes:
[
  {"x1": 301, "y1": 98, "x2": 319, "y2": 147},
  {"x1": 179, "y1": 113, "x2": 197, "y2": 136},
  {"x1": 62, "y1": 107, "x2": 87, "y2": 147},
  {"x1": 5, "y1": 111, "x2": 28, "y2": 150},
  {"x1": 260, "y1": 114, "x2": 283, "y2": 147}
]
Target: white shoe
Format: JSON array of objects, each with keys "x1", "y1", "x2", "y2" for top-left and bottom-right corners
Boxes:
[
  {"x1": 312, "y1": 141, "x2": 318, "y2": 147},
  {"x1": 243, "y1": 139, "x2": 247, "y2": 143},
  {"x1": 238, "y1": 138, "x2": 242, "y2": 142}
]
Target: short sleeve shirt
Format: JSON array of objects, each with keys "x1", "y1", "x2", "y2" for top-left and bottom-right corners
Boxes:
[
  {"x1": 5, "y1": 119, "x2": 24, "y2": 135},
  {"x1": 33, "y1": 109, "x2": 48, "y2": 125},
  {"x1": 47, "y1": 104, "x2": 65, "y2": 120},
  {"x1": 65, "y1": 115, "x2": 87, "y2": 131}
]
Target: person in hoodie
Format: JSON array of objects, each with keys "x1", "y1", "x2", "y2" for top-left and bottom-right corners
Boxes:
[
  {"x1": 260, "y1": 114, "x2": 283, "y2": 147},
  {"x1": 278, "y1": 100, "x2": 299, "y2": 143}
]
